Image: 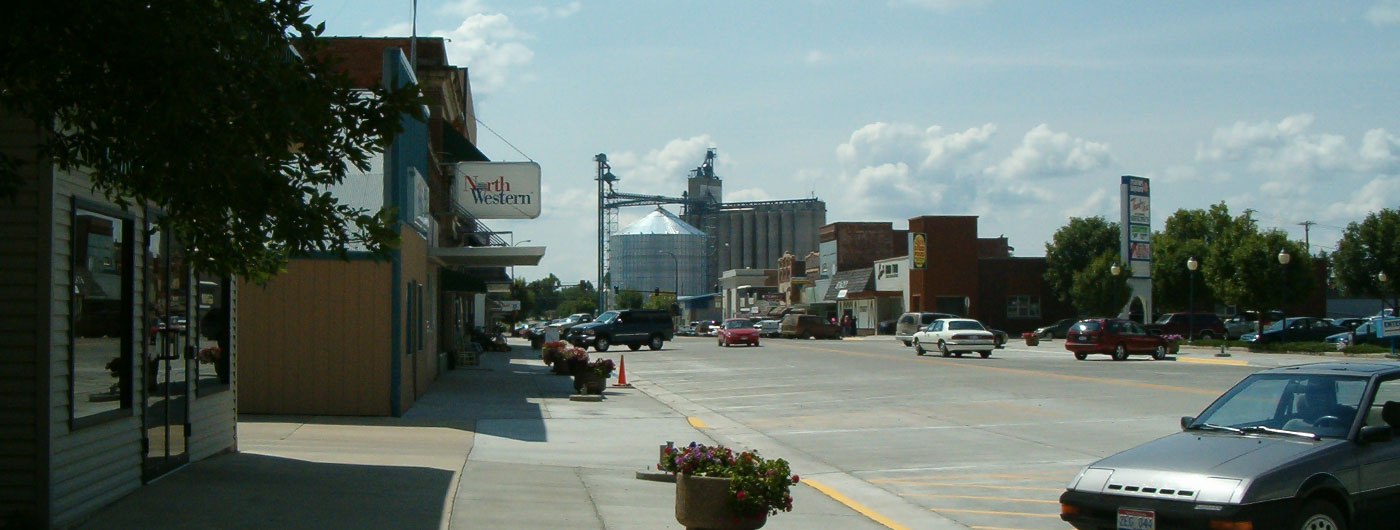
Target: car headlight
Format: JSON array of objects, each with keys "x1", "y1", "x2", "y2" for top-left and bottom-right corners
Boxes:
[{"x1": 1196, "y1": 477, "x2": 1242, "y2": 504}]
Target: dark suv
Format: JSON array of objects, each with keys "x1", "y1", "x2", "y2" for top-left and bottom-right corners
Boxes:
[
  {"x1": 567, "y1": 309, "x2": 674, "y2": 352},
  {"x1": 1144, "y1": 312, "x2": 1227, "y2": 340}
]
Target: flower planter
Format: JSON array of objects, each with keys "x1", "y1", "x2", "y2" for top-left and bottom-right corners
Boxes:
[
  {"x1": 551, "y1": 361, "x2": 572, "y2": 375},
  {"x1": 1023, "y1": 335, "x2": 1040, "y2": 347},
  {"x1": 675, "y1": 475, "x2": 768, "y2": 530},
  {"x1": 573, "y1": 371, "x2": 607, "y2": 394}
]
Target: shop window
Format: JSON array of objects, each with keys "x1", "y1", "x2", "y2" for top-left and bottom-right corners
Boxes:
[
  {"x1": 70, "y1": 202, "x2": 135, "y2": 428},
  {"x1": 1007, "y1": 295, "x2": 1041, "y2": 318},
  {"x1": 195, "y1": 276, "x2": 230, "y2": 392}
]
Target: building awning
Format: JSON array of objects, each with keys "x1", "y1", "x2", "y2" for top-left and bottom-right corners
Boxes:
[
  {"x1": 430, "y1": 245, "x2": 546, "y2": 267},
  {"x1": 443, "y1": 126, "x2": 490, "y2": 162}
]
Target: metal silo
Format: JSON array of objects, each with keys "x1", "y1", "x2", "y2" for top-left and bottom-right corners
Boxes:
[{"x1": 610, "y1": 207, "x2": 708, "y2": 300}]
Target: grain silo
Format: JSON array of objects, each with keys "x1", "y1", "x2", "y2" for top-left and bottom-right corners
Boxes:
[{"x1": 609, "y1": 207, "x2": 708, "y2": 299}]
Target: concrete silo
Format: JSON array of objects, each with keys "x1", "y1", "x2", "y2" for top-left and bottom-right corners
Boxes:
[{"x1": 609, "y1": 207, "x2": 708, "y2": 300}]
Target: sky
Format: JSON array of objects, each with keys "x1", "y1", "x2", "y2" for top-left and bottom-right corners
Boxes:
[{"x1": 310, "y1": 0, "x2": 1400, "y2": 285}]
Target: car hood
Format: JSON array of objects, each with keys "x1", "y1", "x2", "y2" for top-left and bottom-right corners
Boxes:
[
  {"x1": 724, "y1": 328, "x2": 759, "y2": 334},
  {"x1": 1074, "y1": 432, "x2": 1336, "y2": 503},
  {"x1": 571, "y1": 322, "x2": 603, "y2": 331}
]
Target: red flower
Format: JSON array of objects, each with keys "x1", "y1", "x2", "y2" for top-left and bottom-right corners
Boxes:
[
  {"x1": 791, "y1": 474, "x2": 800, "y2": 483},
  {"x1": 736, "y1": 490, "x2": 746, "y2": 500}
]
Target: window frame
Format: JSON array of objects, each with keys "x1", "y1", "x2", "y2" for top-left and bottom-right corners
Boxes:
[
  {"x1": 69, "y1": 198, "x2": 137, "y2": 430},
  {"x1": 1006, "y1": 294, "x2": 1041, "y2": 319}
]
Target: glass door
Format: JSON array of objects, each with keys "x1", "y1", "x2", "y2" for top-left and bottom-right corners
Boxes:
[{"x1": 142, "y1": 224, "x2": 189, "y2": 480}]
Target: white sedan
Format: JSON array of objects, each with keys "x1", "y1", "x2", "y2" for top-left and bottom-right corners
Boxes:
[{"x1": 911, "y1": 318, "x2": 997, "y2": 358}]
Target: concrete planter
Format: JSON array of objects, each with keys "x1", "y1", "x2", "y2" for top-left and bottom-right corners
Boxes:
[
  {"x1": 1023, "y1": 335, "x2": 1040, "y2": 347},
  {"x1": 675, "y1": 475, "x2": 767, "y2": 530}
]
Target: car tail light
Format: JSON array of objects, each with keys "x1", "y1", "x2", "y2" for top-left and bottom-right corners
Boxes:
[
  {"x1": 1060, "y1": 503, "x2": 1080, "y2": 516},
  {"x1": 1209, "y1": 520, "x2": 1252, "y2": 530}
]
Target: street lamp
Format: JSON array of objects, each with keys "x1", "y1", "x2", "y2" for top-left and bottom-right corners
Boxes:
[
  {"x1": 1187, "y1": 256, "x2": 1199, "y2": 342},
  {"x1": 1278, "y1": 249, "x2": 1291, "y2": 343},
  {"x1": 1110, "y1": 262, "x2": 1122, "y2": 318}
]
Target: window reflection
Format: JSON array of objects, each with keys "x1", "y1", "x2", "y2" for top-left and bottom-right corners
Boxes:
[{"x1": 72, "y1": 207, "x2": 133, "y2": 422}]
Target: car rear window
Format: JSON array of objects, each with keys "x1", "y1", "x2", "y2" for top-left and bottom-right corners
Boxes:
[
  {"x1": 1072, "y1": 321, "x2": 1101, "y2": 332},
  {"x1": 948, "y1": 321, "x2": 984, "y2": 330}
]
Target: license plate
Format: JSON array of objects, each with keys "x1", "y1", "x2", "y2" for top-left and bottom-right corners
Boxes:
[
  {"x1": 1117, "y1": 508, "x2": 1154, "y2": 530},
  {"x1": 1078, "y1": 334, "x2": 1088, "y2": 341}
]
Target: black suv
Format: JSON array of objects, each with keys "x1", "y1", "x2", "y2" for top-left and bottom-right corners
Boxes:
[{"x1": 567, "y1": 309, "x2": 675, "y2": 352}]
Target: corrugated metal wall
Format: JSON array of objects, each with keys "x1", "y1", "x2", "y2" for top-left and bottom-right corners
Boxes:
[{"x1": 610, "y1": 232, "x2": 707, "y2": 297}]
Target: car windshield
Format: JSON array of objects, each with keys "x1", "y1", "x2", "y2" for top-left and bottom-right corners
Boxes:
[
  {"x1": 1190, "y1": 373, "x2": 1368, "y2": 439},
  {"x1": 724, "y1": 320, "x2": 755, "y2": 329},
  {"x1": 947, "y1": 320, "x2": 985, "y2": 331},
  {"x1": 594, "y1": 311, "x2": 619, "y2": 324},
  {"x1": 1153, "y1": 314, "x2": 1173, "y2": 324}
]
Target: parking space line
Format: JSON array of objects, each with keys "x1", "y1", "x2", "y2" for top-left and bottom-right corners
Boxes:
[
  {"x1": 802, "y1": 478, "x2": 911, "y2": 530},
  {"x1": 931, "y1": 507, "x2": 1060, "y2": 517},
  {"x1": 873, "y1": 472, "x2": 1065, "y2": 481},
  {"x1": 874, "y1": 480, "x2": 1063, "y2": 492},
  {"x1": 901, "y1": 493, "x2": 1058, "y2": 504},
  {"x1": 686, "y1": 416, "x2": 708, "y2": 428}
]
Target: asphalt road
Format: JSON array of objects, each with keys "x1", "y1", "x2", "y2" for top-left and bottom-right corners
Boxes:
[{"x1": 624, "y1": 334, "x2": 1327, "y2": 530}]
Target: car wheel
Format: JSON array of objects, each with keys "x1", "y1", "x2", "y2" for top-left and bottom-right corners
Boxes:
[
  {"x1": 902, "y1": 340, "x2": 912, "y2": 347},
  {"x1": 1199, "y1": 330, "x2": 1214, "y2": 340},
  {"x1": 914, "y1": 340, "x2": 925, "y2": 356},
  {"x1": 753, "y1": 341, "x2": 759, "y2": 347},
  {"x1": 1153, "y1": 344, "x2": 1167, "y2": 360},
  {"x1": 628, "y1": 344, "x2": 642, "y2": 351},
  {"x1": 1112, "y1": 344, "x2": 1127, "y2": 361},
  {"x1": 649, "y1": 335, "x2": 664, "y2": 351},
  {"x1": 595, "y1": 337, "x2": 610, "y2": 352},
  {"x1": 938, "y1": 340, "x2": 950, "y2": 357},
  {"x1": 954, "y1": 352, "x2": 963, "y2": 358},
  {"x1": 1074, "y1": 352, "x2": 1088, "y2": 361},
  {"x1": 1040, "y1": 331, "x2": 1051, "y2": 339},
  {"x1": 1294, "y1": 499, "x2": 1346, "y2": 530},
  {"x1": 979, "y1": 351, "x2": 991, "y2": 359},
  {"x1": 718, "y1": 338, "x2": 725, "y2": 347}
]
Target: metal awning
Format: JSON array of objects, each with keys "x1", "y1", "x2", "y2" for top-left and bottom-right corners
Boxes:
[
  {"x1": 429, "y1": 245, "x2": 546, "y2": 267},
  {"x1": 443, "y1": 126, "x2": 490, "y2": 162}
]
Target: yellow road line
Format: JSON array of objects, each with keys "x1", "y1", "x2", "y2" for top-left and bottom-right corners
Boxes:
[
  {"x1": 931, "y1": 507, "x2": 1060, "y2": 518},
  {"x1": 874, "y1": 480, "x2": 1064, "y2": 492},
  {"x1": 873, "y1": 473, "x2": 1065, "y2": 481},
  {"x1": 786, "y1": 343, "x2": 1222, "y2": 396},
  {"x1": 901, "y1": 493, "x2": 1058, "y2": 504},
  {"x1": 1176, "y1": 356, "x2": 1249, "y2": 366},
  {"x1": 803, "y1": 478, "x2": 911, "y2": 530},
  {"x1": 686, "y1": 416, "x2": 708, "y2": 429}
]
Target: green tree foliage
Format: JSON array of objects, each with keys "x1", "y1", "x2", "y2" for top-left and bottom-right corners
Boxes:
[
  {"x1": 556, "y1": 283, "x2": 597, "y2": 316},
  {"x1": 1331, "y1": 208, "x2": 1400, "y2": 312},
  {"x1": 0, "y1": 1, "x2": 422, "y2": 281},
  {"x1": 1069, "y1": 252, "x2": 1132, "y2": 318},
  {"x1": 1150, "y1": 203, "x2": 1238, "y2": 311},
  {"x1": 616, "y1": 290, "x2": 645, "y2": 310},
  {"x1": 1044, "y1": 216, "x2": 1120, "y2": 307},
  {"x1": 644, "y1": 292, "x2": 676, "y2": 311},
  {"x1": 1207, "y1": 230, "x2": 1312, "y2": 317}
]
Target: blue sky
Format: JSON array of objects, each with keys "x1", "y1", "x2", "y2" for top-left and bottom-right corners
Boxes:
[{"x1": 311, "y1": 0, "x2": 1400, "y2": 284}]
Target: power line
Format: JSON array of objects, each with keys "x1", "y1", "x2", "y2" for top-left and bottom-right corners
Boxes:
[{"x1": 474, "y1": 116, "x2": 534, "y2": 162}]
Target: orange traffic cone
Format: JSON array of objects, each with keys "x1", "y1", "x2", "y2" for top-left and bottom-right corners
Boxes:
[{"x1": 613, "y1": 354, "x2": 632, "y2": 387}]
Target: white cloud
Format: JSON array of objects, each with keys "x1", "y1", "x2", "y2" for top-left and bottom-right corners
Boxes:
[
  {"x1": 606, "y1": 135, "x2": 718, "y2": 195},
  {"x1": 984, "y1": 124, "x2": 1113, "y2": 180},
  {"x1": 804, "y1": 50, "x2": 829, "y2": 65},
  {"x1": 921, "y1": 123, "x2": 996, "y2": 170},
  {"x1": 434, "y1": 13, "x2": 535, "y2": 93},
  {"x1": 1323, "y1": 175, "x2": 1400, "y2": 220},
  {"x1": 1197, "y1": 114, "x2": 1400, "y2": 177},
  {"x1": 1367, "y1": 0, "x2": 1400, "y2": 26},
  {"x1": 440, "y1": 0, "x2": 491, "y2": 18},
  {"x1": 371, "y1": 22, "x2": 414, "y2": 36}
]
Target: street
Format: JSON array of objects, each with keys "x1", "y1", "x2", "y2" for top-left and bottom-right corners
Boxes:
[{"x1": 624, "y1": 334, "x2": 1303, "y2": 530}]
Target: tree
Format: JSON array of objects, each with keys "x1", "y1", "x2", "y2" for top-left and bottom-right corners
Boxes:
[
  {"x1": 1150, "y1": 203, "x2": 1237, "y2": 311},
  {"x1": 644, "y1": 292, "x2": 676, "y2": 311},
  {"x1": 1332, "y1": 209, "x2": 1400, "y2": 313},
  {"x1": 1208, "y1": 230, "x2": 1313, "y2": 320},
  {"x1": 1044, "y1": 216, "x2": 1121, "y2": 306},
  {"x1": 557, "y1": 284, "x2": 597, "y2": 316},
  {"x1": 616, "y1": 290, "x2": 645, "y2": 310},
  {"x1": 0, "y1": 1, "x2": 422, "y2": 281},
  {"x1": 1069, "y1": 252, "x2": 1132, "y2": 318}
]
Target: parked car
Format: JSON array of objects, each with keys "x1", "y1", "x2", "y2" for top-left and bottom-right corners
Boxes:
[
  {"x1": 1240, "y1": 317, "x2": 1344, "y2": 344},
  {"x1": 717, "y1": 318, "x2": 761, "y2": 347},
  {"x1": 1222, "y1": 310, "x2": 1284, "y2": 339},
  {"x1": 757, "y1": 319, "x2": 781, "y2": 338},
  {"x1": 1326, "y1": 321, "x2": 1379, "y2": 346},
  {"x1": 911, "y1": 318, "x2": 997, "y2": 358},
  {"x1": 1064, "y1": 318, "x2": 1172, "y2": 361},
  {"x1": 893, "y1": 312, "x2": 960, "y2": 346},
  {"x1": 779, "y1": 314, "x2": 841, "y2": 339},
  {"x1": 1034, "y1": 318, "x2": 1079, "y2": 339},
  {"x1": 675, "y1": 325, "x2": 696, "y2": 336},
  {"x1": 566, "y1": 309, "x2": 673, "y2": 351},
  {"x1": 1330, "y1": 317, "x2": 1368, "y2": 332},
  {"x1": 1061, "y1": 361, "x2": 1400, "y2": 530},
  {"x1": 987, "y1": 328, "x2": 1008, "y2": 349},
  {"x1": 1144, "y1": 312, "x2": 1227, "y2": 340}
]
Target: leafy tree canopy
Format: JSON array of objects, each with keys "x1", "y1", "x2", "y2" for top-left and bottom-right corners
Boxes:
[
  {"x1": 1150, "y1": 203, "x2": 1241, "y2": 311},
  {"x1": 1069, "y1": 252, "x2": 1132, "y2": 318},
  {"x1": 1207, "y1": 229, "x2": 1312, "y2": 316},
  {"x1": 616, "y1": 290, "x2": 645, "y2": 310},
  {"x1": 1, "y1": 1, "x2": 422, "y2": 281},
  {"x1": 1044, "y1": 216, "x2": 1120, "y2": 306},
  {"x1": 1332, "y1": 208, "x2": 1400, "y2": 312}
]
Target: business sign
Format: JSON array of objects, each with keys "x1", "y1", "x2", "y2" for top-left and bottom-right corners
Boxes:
[
  {"x1": 1120, "y1": 176, "x2": 1151, "y2": 277},
  {"x1": 1377, "y1": 317, "x2": 1400, "y2": 339},
  {"x1": 410, "y1": 167, "x2": 430, "y2": 234},
  {"x1": 452, "y1": 162, "x2": 541, "y2": 219},
  {"x1": 497, "y1": 300, "x2": 521, "y2": 312},
  {"x1": 910, "y1": 232, "x2": 927, "y2": 270}
]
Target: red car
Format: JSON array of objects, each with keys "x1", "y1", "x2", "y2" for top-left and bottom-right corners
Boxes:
[
  {"x1": 717, "y1": 318, "x2": 761, "y2": 347},
  {"x1": 1064, "y1": 318, "x2": 1171, "y2": 361}
]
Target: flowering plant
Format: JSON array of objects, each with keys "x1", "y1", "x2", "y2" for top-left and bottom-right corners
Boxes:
[
  {"x1": 589, "y1": 358, "x2": 615, "y2": 378},
  {"x1": 660, "y1": 442, "x2": 798, "y2": 518},
  {"x1": 1021, "y1": 331, "x2": 1036, "y2": 339},
  {"x1": 564, "y1": 347, "x2": 590, "y2": 363},
  {"x1": 541, "y1": 341, "x2": 567, "y2": 365},
  {"x1": 197, "y1": 345, "x2": 222, "y2": 364},
  {"x1": 1160, "y1": 334, "x2": 1184, "y2": 343}
]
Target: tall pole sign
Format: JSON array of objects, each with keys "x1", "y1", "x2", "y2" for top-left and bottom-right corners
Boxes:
[{"x1": 1119, "y1": 176, "x2": 1153, "y2": 321}]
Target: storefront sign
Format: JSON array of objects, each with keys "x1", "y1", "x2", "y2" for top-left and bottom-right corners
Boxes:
[
  {"x1": 1120, "y1": 176, "x2": 1151, "y2": 277},
  {"x1": 1377, "y1": 317, "x2": 1400, "y2": 338},
  {"x1": 452, "y1": 162, "x2": 541, "y2": 219},
  {"x1": 910, "y1": 232, "x2": 927, "y2": 270}
]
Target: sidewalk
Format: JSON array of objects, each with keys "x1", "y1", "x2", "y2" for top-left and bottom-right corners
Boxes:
[{"x1": 77, "y1": 344, "x2": 908, "y2": 530}]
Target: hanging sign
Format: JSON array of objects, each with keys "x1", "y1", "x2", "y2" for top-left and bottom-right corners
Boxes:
[{"x1": 452, "y1": 162, "x2": 542, "y2": 219}]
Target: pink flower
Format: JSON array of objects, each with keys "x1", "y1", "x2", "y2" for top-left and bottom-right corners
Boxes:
[{"x1": 736, "y1": 490, "x2": 746, "y2": 500}]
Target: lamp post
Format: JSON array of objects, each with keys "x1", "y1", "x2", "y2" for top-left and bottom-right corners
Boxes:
[
  {"x1": 1110, "y1": 262, "x2": 1122, "y2": 319},
  {"x1": 1187, "y1": 256, "x2": 1199, "y2": 342},
  {"x1": 1278, "y1": 249, "x2": 1291, "y2": 344}
]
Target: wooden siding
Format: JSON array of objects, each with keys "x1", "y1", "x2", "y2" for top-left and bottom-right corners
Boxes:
[
  {"x1": 398, "y1": 226, "x2": 437, "y2": 411},
  {"x1": 237, "y1": 259, "x2": 392, "y2": 415},
  {"x1": 0, "y1": 115, "x2": 45, "y2": 527}
]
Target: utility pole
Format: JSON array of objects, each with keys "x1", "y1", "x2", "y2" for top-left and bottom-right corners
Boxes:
[{"x1": 1298, "y1": 221, "x2": 1315, "y2": 252}]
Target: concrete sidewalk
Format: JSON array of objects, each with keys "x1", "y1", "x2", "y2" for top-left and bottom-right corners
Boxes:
[{"x1": 77, "y1": 344, "x2": 905, "y2": 529}]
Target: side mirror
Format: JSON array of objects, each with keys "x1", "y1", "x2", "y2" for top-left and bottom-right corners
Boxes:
[
  {"x1": 1180, "y1": 416, "x2": 1196, "y2": 430},
  {"x1": 1360, "y1": 425, "x2": 1393, "y2": 444}
]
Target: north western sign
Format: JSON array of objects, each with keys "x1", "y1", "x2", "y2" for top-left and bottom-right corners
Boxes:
[{"x1": 452, "y1": 162, "x2": 541, "y2": 219}]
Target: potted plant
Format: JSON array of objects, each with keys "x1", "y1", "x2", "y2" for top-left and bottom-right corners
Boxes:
[
  {"x1": 659, "y1": 442, "x2": 798, "y2": 530},
  {"x1": 574, "y1": 358, "x2": 614, "y2": 394},
  {"x1": 563, "y1": 347, "x2": 591, "y2": 374},
  {"x1": 1022, "y1": 331, "x2": 1039, "y2": 347},
  {"x1": 542, "y1": 340, "x2": 566, "y2": 364}
]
